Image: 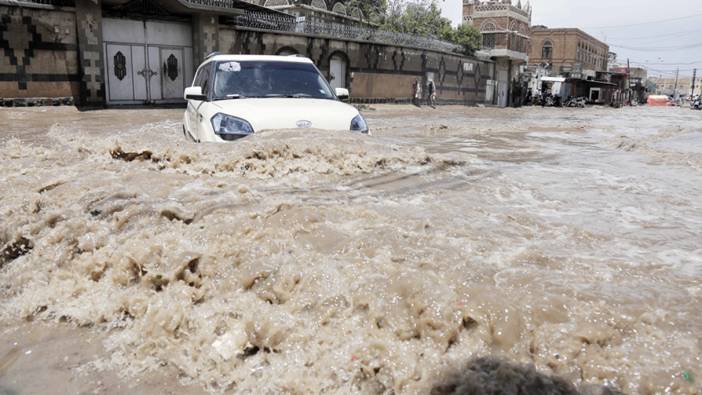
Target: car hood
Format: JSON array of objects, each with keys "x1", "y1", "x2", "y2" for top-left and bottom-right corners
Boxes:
[{"x1": 210, "y1": 98, "x2": 360, "y2": 132}]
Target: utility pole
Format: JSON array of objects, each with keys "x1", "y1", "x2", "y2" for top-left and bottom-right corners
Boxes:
[
  {"x1": 692, "y1": 68, "x2": 698, "y2": 97},
  {"x1": 626, "y1": 58, "x2": 631, "y2": 105},
  {"x1": 673, "y1": 67, "x2": 679, "y2": 101}
]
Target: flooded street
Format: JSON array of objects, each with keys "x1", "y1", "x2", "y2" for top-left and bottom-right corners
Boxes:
[{"x1": 0, "y1": 105, "x2": 700, "y2": 394}]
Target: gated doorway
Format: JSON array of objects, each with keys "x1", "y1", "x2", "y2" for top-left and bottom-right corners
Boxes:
[
  {"x1": 329, "y1": 54, "x2": 347, "y2": 89},
  {"x1": 102, "y1": 18, "x2": 193, "y2": 105}
]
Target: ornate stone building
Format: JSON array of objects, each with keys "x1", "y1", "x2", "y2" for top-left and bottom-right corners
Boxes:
[{"x1": 463, "y1": 0, "x2": 531, "y2": 106}]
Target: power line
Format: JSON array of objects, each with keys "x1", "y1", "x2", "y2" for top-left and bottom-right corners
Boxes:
[
  {"x1": 605, "y1": 28, "x2": 702, "y2": 41},
  {"x1": 607, "y1": 29, "x2": 702, "y2": 41},
  {"x1": 631, "y1": 60, "x2": 702, "y2": 66},
  {"x1": 609, "y1": 41, "x2": 702, "y2": 51},
  {"x1": 586, "y1": 12, "x2": 702, "y2": 29}
]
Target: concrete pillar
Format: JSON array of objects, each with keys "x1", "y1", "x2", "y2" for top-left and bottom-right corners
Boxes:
[
  {"x1": 74, "y1": 0, "x2": 105, "y2": 107},
  {"x1": 193, "y1": 14, "x2": 219, "y2": 64}
]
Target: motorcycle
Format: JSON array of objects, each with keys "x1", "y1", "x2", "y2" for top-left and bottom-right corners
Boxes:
[
  {"x1": 690, "y1": 96, "x2": 701, "y2": 110},
  {"x1": 565, "y1": 96, "x2": 586, "y2": 108}
]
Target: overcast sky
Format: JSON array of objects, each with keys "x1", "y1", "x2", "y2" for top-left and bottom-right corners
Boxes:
[{"x1": 440, "y1": 0, "x2": 702, "y2": 77}]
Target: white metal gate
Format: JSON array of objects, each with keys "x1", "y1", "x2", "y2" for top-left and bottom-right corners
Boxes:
[
  {"x1": 329, "y1": 56, "x2": 347, "y2": 89},
  {"x1": 496, "y1": 69, "x2": 509, "y2": 107},
  {"x1": 102, "y1": 18, "x2": 193, "y2": 105}
]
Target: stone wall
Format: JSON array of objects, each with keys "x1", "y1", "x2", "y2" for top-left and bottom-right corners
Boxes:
[
  {"x1": 0, "y1": 5, "x2": 79, "y2": 102},
  {"x1": 74, "y1": 0, "x2": 105, "y2": 107},
  {"x1": 219, "y1": 27, "x2": 491, "y2": 104}
]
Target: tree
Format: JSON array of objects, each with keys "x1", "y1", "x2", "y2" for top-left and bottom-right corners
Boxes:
[
  {"x1": 345, "y1": 0, "x2": 388, "y2": 23},
  {"x1": 382, "y1": 0, "x2": 451, "y2": 37},
  {"x1": 380, "y1": 0, "x2": 481, "y2": 55},
  {"x1": 451, "y1": 23, "x2": 481, "y2": 55}
]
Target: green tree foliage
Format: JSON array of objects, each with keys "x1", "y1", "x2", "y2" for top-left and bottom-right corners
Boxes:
[
  {"x1": 380, "y1": 0, "x2": 481, "y2": 55},
  {"x1": 346, "y1": 0, "x2": 388, "y2": 23},
  {"x1": 450, "y1": 23, "x2": 482, "y2": 55}
]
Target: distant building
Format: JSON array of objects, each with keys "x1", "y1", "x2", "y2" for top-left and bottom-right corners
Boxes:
[
  {"x1": 650, "y1": 76, "x2": 702, "y2": 97},
  {"x1": 609, "y1": 66, "x2": 649, "y2": 104},
  {"x1": 528, "y1": 26, "x2": 609, "y2": 80},
  {"x1": 463, "y1": 0, "x2": 532, "y2": 107}
]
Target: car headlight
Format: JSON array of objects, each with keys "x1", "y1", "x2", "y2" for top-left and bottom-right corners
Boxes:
[
  {"x1": 350, "y1": 114, "x2": 369, "y2": 134},
  {"x1": 211, "y1": 113, "x2": 254, "y2": 141}
]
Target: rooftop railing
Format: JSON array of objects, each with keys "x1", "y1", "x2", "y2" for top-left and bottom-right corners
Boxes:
[
  {"x1": 2, "y1": 0, "x2": 75, "y2": 7},
  {"x1": 228, "y1": 12, "x2": 463, "y2": 53}
]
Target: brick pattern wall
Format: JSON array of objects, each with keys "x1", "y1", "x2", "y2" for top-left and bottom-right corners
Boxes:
[
  {"x1": 219, "y1": 27, "x2": 491, "y2": 104},
  {"x1": 74, "y1": 0, "x2": 105, "y2": 106},
  {"x1": 0, "y1": 6, "x2": 79, "y2": 100}
]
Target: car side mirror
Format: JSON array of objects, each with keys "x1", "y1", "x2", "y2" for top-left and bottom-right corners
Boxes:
[
  {"x1": 184, "y1": 86, "x2": 207, "y2": 101},
  {"x1": 335, "y1": 87, "x2": 350, "y2": 101}
]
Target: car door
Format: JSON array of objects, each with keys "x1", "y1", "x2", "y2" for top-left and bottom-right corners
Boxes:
[{"x1": 186, "y1": 64, "x2": 210, "y2": 141}]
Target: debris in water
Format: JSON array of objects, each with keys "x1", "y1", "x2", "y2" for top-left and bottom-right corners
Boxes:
[
  {"x1": 682, "y1": 370, "x2": 694, "y2": 383},
  {"x1": 1, "y1": 236, "x2": 33, "y2": 267}
]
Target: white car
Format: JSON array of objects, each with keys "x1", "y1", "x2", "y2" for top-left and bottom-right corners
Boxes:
[{"x1": 182, "y1": 54, "x2": 369, "y2": 142}]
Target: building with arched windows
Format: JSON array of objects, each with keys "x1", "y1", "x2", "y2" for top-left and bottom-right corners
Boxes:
[
  {"x1": 463, "y1": 0, "x2": 532, "y2": 107},
  {"x1": 528, "y1": 26, "x2": 609, "y2": 80}
]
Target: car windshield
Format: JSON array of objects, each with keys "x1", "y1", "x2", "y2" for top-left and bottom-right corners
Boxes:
[{"x1": 213, "y1": 60, "x2": 335, "y2": 100}]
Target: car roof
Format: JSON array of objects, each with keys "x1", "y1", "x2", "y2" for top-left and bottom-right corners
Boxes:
[{"x1": 203, "y1": 54, "x2": 314, "y2": 65}]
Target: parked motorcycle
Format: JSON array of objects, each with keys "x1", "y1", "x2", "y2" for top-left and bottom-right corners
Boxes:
[
  {"x1": 690, "y1": 96, "x2": 701, "y2": 110},
  {"x1": 565, "y1": 96, "x2": 586, "y2": 108}
]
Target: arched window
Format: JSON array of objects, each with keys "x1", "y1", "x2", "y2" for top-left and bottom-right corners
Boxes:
[
  {"x1": 542, "y1": 40, "x2": 553, "y2": 60},
  {"x1": 310, "y1": 0, "x2": 326, "y2": 10},
  {"x1": 480, "y1": 20, "x2": 497, "y2": 32},
  {"x1": 332, "y1": 2, "x2": 347, "y2": 15},
  {"x1": 350, "y1": 7, "x2": 363, "y2": 19}
]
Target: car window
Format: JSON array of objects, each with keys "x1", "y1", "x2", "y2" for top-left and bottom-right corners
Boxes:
[
  {"x1": 213, "y1": 61, "x2": 334, "y2": 100},
  {"x1": 193, "y1": 64, "x2": 211, "y2": 96}
]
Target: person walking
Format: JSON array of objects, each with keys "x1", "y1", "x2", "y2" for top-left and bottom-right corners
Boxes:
[
  {"x1": 412, "y1": 79, "x2": 422, "y2": 107},
  {"x1": 427, "y1": 79, "x2": 436, "y2": 108}
]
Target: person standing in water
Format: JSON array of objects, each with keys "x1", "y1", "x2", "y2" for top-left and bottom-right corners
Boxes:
[
  {"x1": 412, "y1": 79, "x2": 422, "y2": 107},
  {"x1": 427, "y1": 79, "x2": 436, "y2": 108}
]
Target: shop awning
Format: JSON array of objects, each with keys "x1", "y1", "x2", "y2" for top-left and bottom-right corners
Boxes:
[{"x1": 540, "y1": 77, "x2": 566, "y2": 83}]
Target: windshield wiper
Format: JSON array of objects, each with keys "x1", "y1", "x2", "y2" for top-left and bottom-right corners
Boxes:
[{"x1": 213, "y1": 94, "x2": 246, "y2": 101}]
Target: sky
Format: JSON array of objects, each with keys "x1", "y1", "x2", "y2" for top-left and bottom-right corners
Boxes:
[{"x1": 440, "y1": 0, "x2": 702, "y2": 77}]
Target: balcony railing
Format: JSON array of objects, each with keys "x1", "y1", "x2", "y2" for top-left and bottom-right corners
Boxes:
[
  {"x1": 228, "y1": 12, "x2": 462, "y2": 53},
  {"x1": 4, "y1": 0, "x2": 76, "y2": 7}
]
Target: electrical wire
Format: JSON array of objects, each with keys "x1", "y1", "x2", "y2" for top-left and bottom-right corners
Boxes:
[
  {"x1": 630, "y1": 60, "x2": 702, "y2": 66},
  {"x1": 605, "y1": 28, "x2": 702, "y2": 41},
  {"x1": 586, "y1": 12, "x2": 702, "y2": 30},
  {"x1": 609, "y1": 41, "x2": 702, "y2": 51}
]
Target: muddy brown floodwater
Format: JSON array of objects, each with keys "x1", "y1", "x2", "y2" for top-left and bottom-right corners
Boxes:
[{"x1": 0, "y1": 105, "x2": 700, "y2": 394}]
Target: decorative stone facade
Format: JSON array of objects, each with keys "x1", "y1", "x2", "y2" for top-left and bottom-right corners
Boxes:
[
  {"x1": 463, "y1": 0, "x2": 530, "y2": 58},
  {"x1": 74, "y1": 0, "x2": 105, "y2": 106},
  {"x1": 0, "y1": 5, "x2": 79, "y2": 101},
  {"x1": 463, "y1": 0, "x2": 531, "y2": 106}
]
